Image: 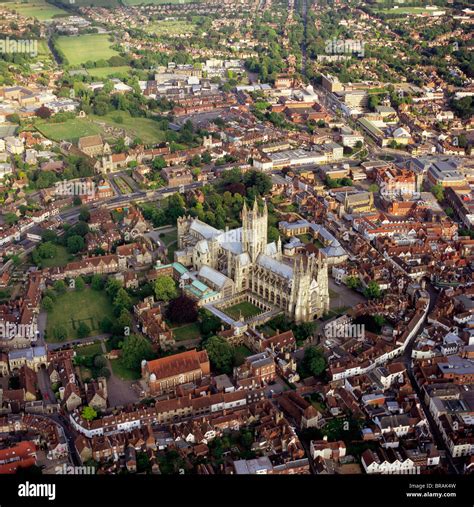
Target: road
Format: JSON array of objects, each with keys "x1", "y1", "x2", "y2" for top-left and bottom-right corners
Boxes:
[{"x1": 400, "y1": 282, "x2": 459, "y2": 474}]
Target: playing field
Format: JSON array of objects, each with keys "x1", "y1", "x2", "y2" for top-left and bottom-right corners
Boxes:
[
  {"x1": 1, "y1": 0, "x2": 68, "y2": 20},
  {"x1": 145, "y1": 20, "x2": 195, "y2": 36},
  {"x1": 125, "y1": 0, "x2": 197, "y2": 5},
  {"x1": 224, "y1": 302, "x2": 262, "y2": 320},
  {"x1": 56, "y1": 34, "x2": 119, "y2": 66},
  {"x1": 46, "y1": 288, "x2": 114, "y2": 342},
  {"x1": 378, "y1": 7, "x2": 437, "y2": 15},
  {"x1": 87, "y1": 66, "x2": 132, "y2": 79},
  {"x1": 36, "y1": 118, "x2": 104, "y2": 143}
]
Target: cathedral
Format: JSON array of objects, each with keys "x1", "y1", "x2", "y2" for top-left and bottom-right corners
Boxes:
[{"x1": 175, "y1": 199, "x2": 330, "y2": 323}]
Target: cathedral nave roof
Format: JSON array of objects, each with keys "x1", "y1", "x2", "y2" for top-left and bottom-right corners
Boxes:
[{"x1": 257, "y1": 255, "x2": 293, "y2": 280}]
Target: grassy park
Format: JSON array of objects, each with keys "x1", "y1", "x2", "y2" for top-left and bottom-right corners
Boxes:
[
  {"x1": 1, "y1": 0, "x2": 68, "y2": 20},
  {"x1": 56, "y1": 34, "x2": 119, "y2": 66},
  {"x1": 46, "y1": 288, "x2": 114, "y2": 342},
  {"x1": 36, "y1": 118, "x2": 104, "y2": 143}
]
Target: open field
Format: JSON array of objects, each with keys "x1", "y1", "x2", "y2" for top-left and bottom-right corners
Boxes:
[
  {"x1": 1, "y1": 0, "x2": 68, "y2": 20},
  {"x1": 55, "y1": 0, "x2": 120, "y2": 5},
  {"x1": 224, "y1": 301, "x2": 262, "y2": 320},
  {"x1": 125, "y1": 0, "x2": 198, "y2": 5},
  {"x1": 87, "y1": 66, "x2": 132, "y2": 79},
  {"x1": 145, "y1": 20, "x2": 196, "y2": 36},
  {"x1": 91, "y1": 111, "x2": 167, "y2": 145},
  {"x1": 56, "y1": 34, "x2": 119, "y2": 66},
  {"x1": 377, "y1": 7, "x2": 439, "y2": 15},
  {"x1": 172, "y1": 322, "x2": 201, "y2": 341},
  {"x1": 46, "y1": 288, "x2": 114, "y2": 341},
  {"x1": 36, "y1": 118, "x2": 104, "y2": 143}
]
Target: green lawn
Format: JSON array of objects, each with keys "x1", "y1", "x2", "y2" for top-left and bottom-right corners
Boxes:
[
  {"x1": 110, "y1": 358, "x2": 140, "y2": 380},
  {"x1": 160, "y1": 230, "x2": 178, "y2": 262},
  {"x1": 56, "y1": 34, "x2": 119, "y2": 66},
  {"x1": 46, "y1": 288, "x2": 114, "y2": 342},
  {"x1": 74, "y1": 342, "x2": 103, "y2": 357},
  {"x1": 144, "y1": 20, "x2": 196, "y2": 36},
  {"x1": 87, "y1": 66, "x2": 132, "y2": 79},
  {"x1": 378, "y1": 7, "x2": 436, "y2": 15},
  {"x1": 36, "y1": 118, "x2": 104, "y2": 143},
  {"x1": 224, "y1": 302, "x2": 262, "y2": 320},
  {"x1": 2, "y1": 0, "x2": 68, "y2": 20},
  {"x1": 172, "y1": 322, "x2": 201, "y2": 341},
  {"x1": 125, "y1": 0, "x2": 197, "y2": 5},
  {"x1": 39, "y1": 245, "x2": 75, "y2": 268},
  {"x1": 91, "y1": 111, "x2": 167, "y2": 145},
  {"x1": 233, "y1": 345, "x2": 253, "y2": 366}
]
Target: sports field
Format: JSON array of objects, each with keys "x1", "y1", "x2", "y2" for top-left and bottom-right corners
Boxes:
[
  {"x1": 46, "y1": 288, "x2": 114, "y2": 342},
  {"x1": 125, "y1": 0, "x2": 197, "y2": 5},
  {"x1": 378, "y1": 7, "x2": 437, "y2": 15},
  {"x1": 1, "y1": 0, "x2": 68, "y2": 20},
  {"x1": 36, "y1": 118, "x2": 104, "y2": 143},
  {"x1": 56, "y1": 34, "x2": 119, "y2": 66}
]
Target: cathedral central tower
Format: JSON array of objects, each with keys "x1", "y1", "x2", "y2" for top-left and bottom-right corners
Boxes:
[{"x1": 242, "y1": 198, "x2": 268, "y2": 262}]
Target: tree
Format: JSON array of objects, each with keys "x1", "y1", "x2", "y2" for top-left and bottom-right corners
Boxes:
[
  {"x1": 77, "y1": 322, "x2": 90, "y2": 339},
  {"x1": 4, "y1": 212, "x2": 18, "y2": 226},
  {"x1": 431, "y1": 184, "x2": 444, "y2": 202},
  {"x1": 198, "y1": 309, "x2": 221, "y2": 337},
  {"x1": 41, "y1": 229, "x2": 58, "y2": 243},
  {"x1": 299, "y1": 347, "x2": 326, "y2": 378},
  {"x1": 121, "y1": 334, "x2": 154, "y2": 371},
  {"x1": 75, "y1": 277, "x2": 85, "y2": 291},
  {"x1": 36, "y1": 106, "x2": 52, "y2": 119},
  {"x1": 82, "y1": 406, "x2": 97, "y2": 421},
  {"x1": 66, "y1": 235, "x2": 85, "y2": 254},
  {"x1": 53, "y1": 280, "x2": 67, "y2": 294},
  {"x1": 42, "y1": 296, "x2": 54, "y2": 312},
  {"x1": 152, "y1": 156, "x2": 166, "y2": 171},
  {"x1": 113, "y1": 309, "x2": 132, "y2": 336},
  {"x1": 167, "y1": 295, "x2": 198, "y2": 324},
  {"x1": 52, "y1": 325, "x2": 67, "y2": 341},
  {"x1": 79, "y1": 207, "x2": 90, "y2": 222},
  {"x1": 105, "y1": 278, "x2": 122, "y2": 299},
  {"x1": 113, "y1": 288, "x2": 132, "y2": 314},
  {"x1": 364, "y1": 281, "x2": 382, "y2": 300},
  {"x1": 154, "y1": 276, "x2": 178, "y2": 302},
  {"x1": 205, "y1": 335, "x2": 234, "y2": 375},
  {"x1": 98, "y1": 367, "x2": 111, "y2": 379},
  {"x1": 99, "y1": 316, "x2": 113, "y2": 333},
  {"x1": 94, "y1": 355, "x2": 107, "y2": 368},
  {"x1": 346, "y1": 276, "x2": 360, "y2": 290},
  {"x1": 91, "y1": 275, "x2": 104, "y2": 291}
]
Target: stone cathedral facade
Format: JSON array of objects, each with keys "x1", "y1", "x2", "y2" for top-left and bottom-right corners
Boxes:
[{"x1": 176, "y1": 200, "x2": 330, "y2": 323}]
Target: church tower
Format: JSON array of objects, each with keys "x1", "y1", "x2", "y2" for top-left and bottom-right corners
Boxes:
[{"x1": 242, "y1": 198, "x2": 268, "y2": 262}]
